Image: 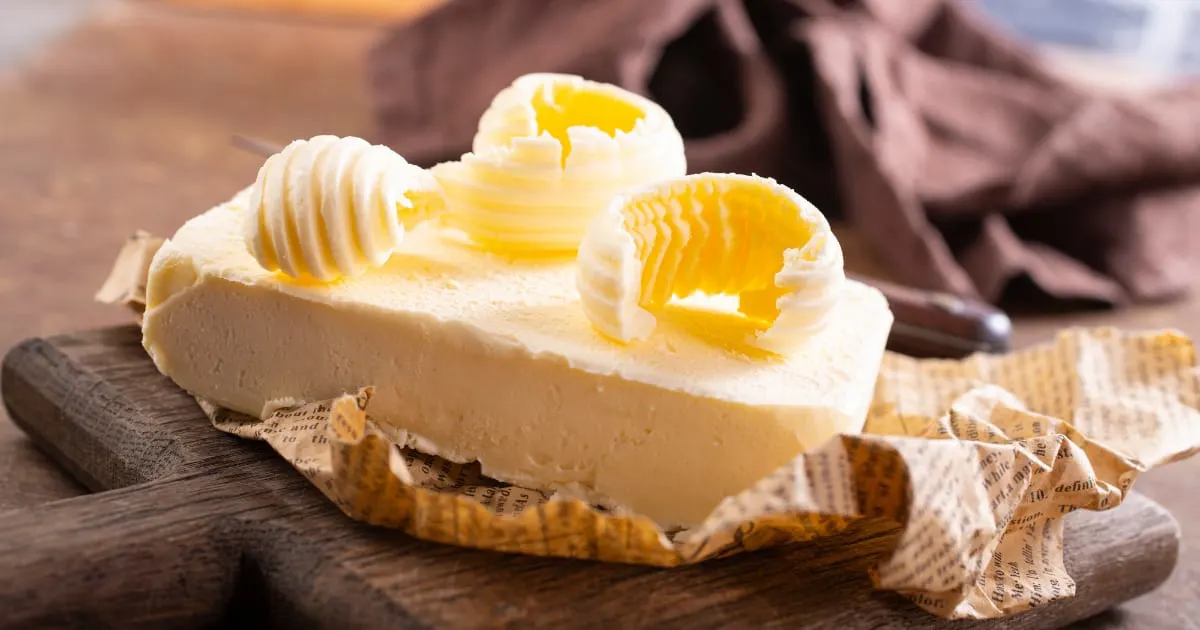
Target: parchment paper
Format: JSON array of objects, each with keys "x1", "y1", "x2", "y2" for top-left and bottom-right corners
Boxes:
[
  {"x1": 101, "y1": 233, "x2": 1200, "y2": 619},
  {"x1": 94, "y1": 230, "x2": 164, "y2": 323}
]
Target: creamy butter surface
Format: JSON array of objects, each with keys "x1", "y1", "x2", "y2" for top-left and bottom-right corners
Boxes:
[{"x1": 144, "y1": 191, "x2": 892, "y2": 527}]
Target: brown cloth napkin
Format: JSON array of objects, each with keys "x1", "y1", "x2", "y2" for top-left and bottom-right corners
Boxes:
[{"x1": 368, "y1": 0, "x2": 1200, "y2": 307}]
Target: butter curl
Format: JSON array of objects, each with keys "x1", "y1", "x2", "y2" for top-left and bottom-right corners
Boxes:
[
  {"x1": 245, "y1": 135, "x2": 444, "y2": 281},
  {"x1": 576, "y1": 173, "x2": 845, "y2": 353},
  {"x1": 432, "y1": 73, "x2": 686, "y2": 254}
]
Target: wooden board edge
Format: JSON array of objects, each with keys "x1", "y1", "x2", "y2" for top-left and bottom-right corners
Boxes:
[{"x1": 1, "y1": 335, "x2": 183, "y2": 490}]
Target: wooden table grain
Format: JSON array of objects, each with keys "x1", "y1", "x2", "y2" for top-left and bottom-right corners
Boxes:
[{"x1": 0, "y1": 2, "x2": 1197, "y2": 627}]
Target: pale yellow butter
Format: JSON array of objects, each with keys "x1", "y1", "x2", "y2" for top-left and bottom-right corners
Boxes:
[
  {"x1": 433, "y1": 73, "x2": 687, "y2": 254},
  {"x1": 143, "y1": 191, "x2": 893, "y2": 527},
  {"x1": 577, "y1": 173, "x2": 846, "y2": 353},
  {"x1": 245, "y1": 135, "x2": 444, "y2": 282}
]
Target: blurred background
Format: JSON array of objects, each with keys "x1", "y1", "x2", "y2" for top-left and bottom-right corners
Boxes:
[
  {"x1": 981, "y1": 0, "x2": 1200, "y2": 84},
  {"x1": 1, "y1": 0, "x2": 1199, "y2": 626},
  {"x1": 10, "y1": 0, "x2": 1200, "y2": 76}
]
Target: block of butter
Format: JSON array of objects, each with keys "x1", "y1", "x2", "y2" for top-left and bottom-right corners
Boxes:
[{"x1": 143, "y1": 189, "x2": 893, "y2": 527}]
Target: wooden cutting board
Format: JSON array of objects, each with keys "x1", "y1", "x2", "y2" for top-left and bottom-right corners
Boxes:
[{"x1": 0, "y1": 326, "x2": 1181, "y2": 629}]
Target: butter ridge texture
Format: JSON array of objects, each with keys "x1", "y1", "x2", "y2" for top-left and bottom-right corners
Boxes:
[
  {"x1": 431, "y1": 73, "x2": 687, "y2": 254},
  {"x1": 245, "y1": 135, "x2": 444, "y2": 281},
  {"x1": 576, "y1": 173, "x2": 845, "y2": 353}
]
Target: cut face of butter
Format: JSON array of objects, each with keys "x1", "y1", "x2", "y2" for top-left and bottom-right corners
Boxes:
[
  {"x1": 143, "y1": 193, "x2": 893, "y2": 527},
  {"x1": 432, "y1": 73, "x2": 687, "y2": 254}
]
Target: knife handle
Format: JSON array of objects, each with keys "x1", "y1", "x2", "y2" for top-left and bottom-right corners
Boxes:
[{"x1": 849, "y1": 273, "x2": 1012, "y2": 358}]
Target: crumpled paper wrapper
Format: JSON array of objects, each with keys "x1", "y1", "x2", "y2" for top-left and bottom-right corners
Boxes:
[
  {"x1": 94, "y1": 230, "x2": 164, "y2": 323},
  {"x1": 100, "y1": 233, "x2": 1200, "y2": 619}
]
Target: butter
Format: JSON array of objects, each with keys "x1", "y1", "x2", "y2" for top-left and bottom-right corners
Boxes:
[
  {"x1": 432, "y1": 73, "x2": 687, "y2": 254},
  {"x1": 577, "y1": 173, "x2": 845, "y2": 353},
  {"x1": 143, "y1": 192, "x2": 893, "y2": 527},
  {"x1": 245, "y1": 135, "x2": 444, "y2": 282}
]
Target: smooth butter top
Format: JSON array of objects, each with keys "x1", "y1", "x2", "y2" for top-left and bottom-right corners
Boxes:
[{"x1": 151, "y1": 190, "x2": 891, "y2": 408}]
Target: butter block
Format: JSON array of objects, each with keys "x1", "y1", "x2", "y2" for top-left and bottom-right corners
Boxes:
[{"x1": 143, "y1": 192, "x2": 893, "y2": 527}]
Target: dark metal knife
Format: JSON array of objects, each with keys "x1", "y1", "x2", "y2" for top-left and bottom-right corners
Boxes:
[
  {"x1": 230, "y1": 135, "x2": 1012, "y2": 359},
  {"x1": 849, "y1": 273, "x2": 1011, "y2": 358}
]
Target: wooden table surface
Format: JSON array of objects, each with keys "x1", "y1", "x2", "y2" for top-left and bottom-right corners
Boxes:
[{"x1": 0, "y1": 2, "x2": 1197, "y2": 627}]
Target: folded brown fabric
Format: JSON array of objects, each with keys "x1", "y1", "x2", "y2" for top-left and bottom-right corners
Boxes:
[{"x1": 367, "y1": 0, "x2": 1200, "y2": 307}]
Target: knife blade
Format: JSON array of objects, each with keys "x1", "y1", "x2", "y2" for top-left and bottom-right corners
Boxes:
[{"x1": 849, "y1": 273, "x2": 1011, "y2": 358}]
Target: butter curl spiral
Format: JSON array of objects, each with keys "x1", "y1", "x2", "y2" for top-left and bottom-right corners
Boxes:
[
  {"x1": 244, "y1": 135, "x2": 444, "y2": 281},
  {"x1": 576, "y1": 173, "x2": 845, "y2": 353},
  {"x1": 432, "y1": 73, "x2": 686, "y2": 254}
]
